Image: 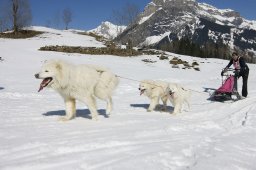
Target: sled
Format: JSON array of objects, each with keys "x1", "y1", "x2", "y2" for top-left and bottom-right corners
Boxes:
[{"x1": 210, "y1": 68, "x2": 242, "y2": 102}]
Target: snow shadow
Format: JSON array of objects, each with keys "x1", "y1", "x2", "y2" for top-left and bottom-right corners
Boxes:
[
  {"x1": 130, "y1": 104, "x2": 173, "y2": 112},
  {"x1": 43, "y1": 109, "x2": 109, "y2": 119},
  {"x1": 0, "y1": 87, "x2": 4, "y2": 90},
  {"x1": 130, "y1": 104, "x2": 149, "y2": 109}
]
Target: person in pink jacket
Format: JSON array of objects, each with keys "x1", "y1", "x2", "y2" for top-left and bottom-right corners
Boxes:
[{"x1": 223, "y1": 52, "x2": 249, "y2": 97}]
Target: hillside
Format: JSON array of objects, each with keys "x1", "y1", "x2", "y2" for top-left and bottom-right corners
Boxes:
[{"x1": 115, "y1": 0, "x2": 256, "y2": 62}]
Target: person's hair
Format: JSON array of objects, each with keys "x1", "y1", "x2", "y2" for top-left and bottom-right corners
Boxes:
[{"x1": 232, "y1": 52, "x2": 238, "y2": 56}]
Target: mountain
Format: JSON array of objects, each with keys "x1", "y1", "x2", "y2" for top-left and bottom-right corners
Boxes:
[
  {"x1": 115, "y1": 0, "x2": 256, "y2": 62},
  {"x1": 88, "y1": 21, "x2": 126, "y2": 40}
]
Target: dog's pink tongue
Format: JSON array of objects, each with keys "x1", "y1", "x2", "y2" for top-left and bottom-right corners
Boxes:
[
  {"x1": 38, "y1": 85, "x2": 44, "y2": 92},
  {"x1": 38, "y1": 79, "x2": 48, "y2": 92}
]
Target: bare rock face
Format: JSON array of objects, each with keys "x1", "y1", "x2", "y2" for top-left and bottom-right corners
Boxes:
[
  {"x1": 139, "y1": 2, "x2": 159, "y2": 19},
  {"x1": 115, "y1": 0, "x2": 256, "y2": 59},
  {"x1": 152, "y1": 0, "x2": 165, "y2": 6}
]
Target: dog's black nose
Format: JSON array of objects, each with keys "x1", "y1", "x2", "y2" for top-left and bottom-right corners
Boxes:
[
  {"x1": 138, "y1": 88, "x2": 141, "y2": 90},
  {"x1": 34, "y1": 73, "x2": 39, "y2": 78}
]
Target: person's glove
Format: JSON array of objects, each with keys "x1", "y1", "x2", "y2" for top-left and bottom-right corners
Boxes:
[
  {"x1": 221, "y1": 68, "x2": 227, "y2": 76},
  {"x1": 234, "y1": 70, "x2": 240, "y2": 77},
  {"x1": 221, "y1": 71, "x2": 224, "y2": 76}
]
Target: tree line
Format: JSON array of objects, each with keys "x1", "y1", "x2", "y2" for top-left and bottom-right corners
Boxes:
[{"x1": 158, "y1": 37, "x2": 255, "y2": 63}]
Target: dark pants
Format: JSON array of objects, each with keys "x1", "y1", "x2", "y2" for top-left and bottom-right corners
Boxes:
[
  {"x1": 234, "y1": 69, "x2": 249, "y2": 97},
  {"x1": 241, "y1": 70, "x2": 249, "y2": 97}
]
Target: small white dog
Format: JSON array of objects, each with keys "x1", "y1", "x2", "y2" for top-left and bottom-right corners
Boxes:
[
  {"x1": 35, "y1": 59, "x2": 119, "y2": 121},
  {"x1": 166, "y1": 83, "x2": 191, "y2": 114},
  {"x1": 139, "y1": 80, "x2": 169, "y2": 112}
]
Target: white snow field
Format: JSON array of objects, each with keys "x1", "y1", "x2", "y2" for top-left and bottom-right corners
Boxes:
[{"x1": 0, "y1": 27, "x2": 256, "y2": 170}]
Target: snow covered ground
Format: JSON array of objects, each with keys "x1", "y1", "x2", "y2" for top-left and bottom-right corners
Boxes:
[{"x1": 0, "y1": 27, "x2": 256, "y2": 170}]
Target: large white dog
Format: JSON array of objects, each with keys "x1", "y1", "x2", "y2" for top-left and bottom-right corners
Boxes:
[
  {"x1": 166, "y1": 83, "x2": 191, "y2": 114},
  {"x1": 139, "y1": 80, "x2": 169, "y2": 112},
  {"x1": 35, "y1": 59, "x2": 119, "y2": 121}
]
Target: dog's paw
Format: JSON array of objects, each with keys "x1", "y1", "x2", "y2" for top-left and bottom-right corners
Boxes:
[
  {"x1": 170, "y1": 111, "x2": 178, "y2": 115},
  {"x1": 106, "y1": 111, "x2": 111, "y2": 116},
  {"x1": 106, "y1": 108, "x2": 112, "y2": 115},
  {"x1": 91, "y1": 116, "x2": 99, "y2": 121},
  {"x1": 58, "y1": 116, "x2": 73, "y2": 121},
  {"x1": 147, "y1": 109, "x2": 152, "y2": 112}
]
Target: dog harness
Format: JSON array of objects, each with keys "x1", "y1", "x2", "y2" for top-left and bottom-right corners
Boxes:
[{"x1": 169, "y1": 90, "x2": 175, "y2": 98}]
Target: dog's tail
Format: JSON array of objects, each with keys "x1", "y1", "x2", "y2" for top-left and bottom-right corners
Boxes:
[
  {"x1": 94, "y1": 71, "x2": 119, "y2": 100},
  {"x1": 85, "y1": 64, "x2": 110, "y2": 73}
]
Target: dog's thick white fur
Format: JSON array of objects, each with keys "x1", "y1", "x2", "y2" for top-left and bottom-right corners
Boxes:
[
  {"x1": 167, "y1": 83, "x2": 191, "y2": 114},
  {"x1": 139, "y1": 80, "x2": 169, "y2": 112},
  {"x1": 35, "y1": 59, "x2": 119, "y2": 121}
]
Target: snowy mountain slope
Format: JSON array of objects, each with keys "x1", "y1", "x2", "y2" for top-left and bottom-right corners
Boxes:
[
  {"x1": 137, "y1": 0, "x2": 256, "y2": 31},
  {"x1": 27, "y1": 26, "x2": 106, "y2": 47},
  {"x1": 116, "y1": 0, "x2": 256, "y2": 60},
  {"x1": 0, "y1": 27, "x2": 256, "y2": 170},
  {"x1": 88, "y1": 21, "x2": 126, "y2": 40}
]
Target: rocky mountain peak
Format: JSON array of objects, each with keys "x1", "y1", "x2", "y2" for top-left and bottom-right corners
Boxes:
[
  {"x1": 153, "y1": 0, "x2": 196, "y2": 6},
  {"x1": 115, "y1": 0, "x2": 256, "y2": 61},
  {"x1": 151, "y1": 0, "x2": 198, "y2": 11},
  {"x1": 88, "y1": 21, "x2": 126, "y2": 40}
]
